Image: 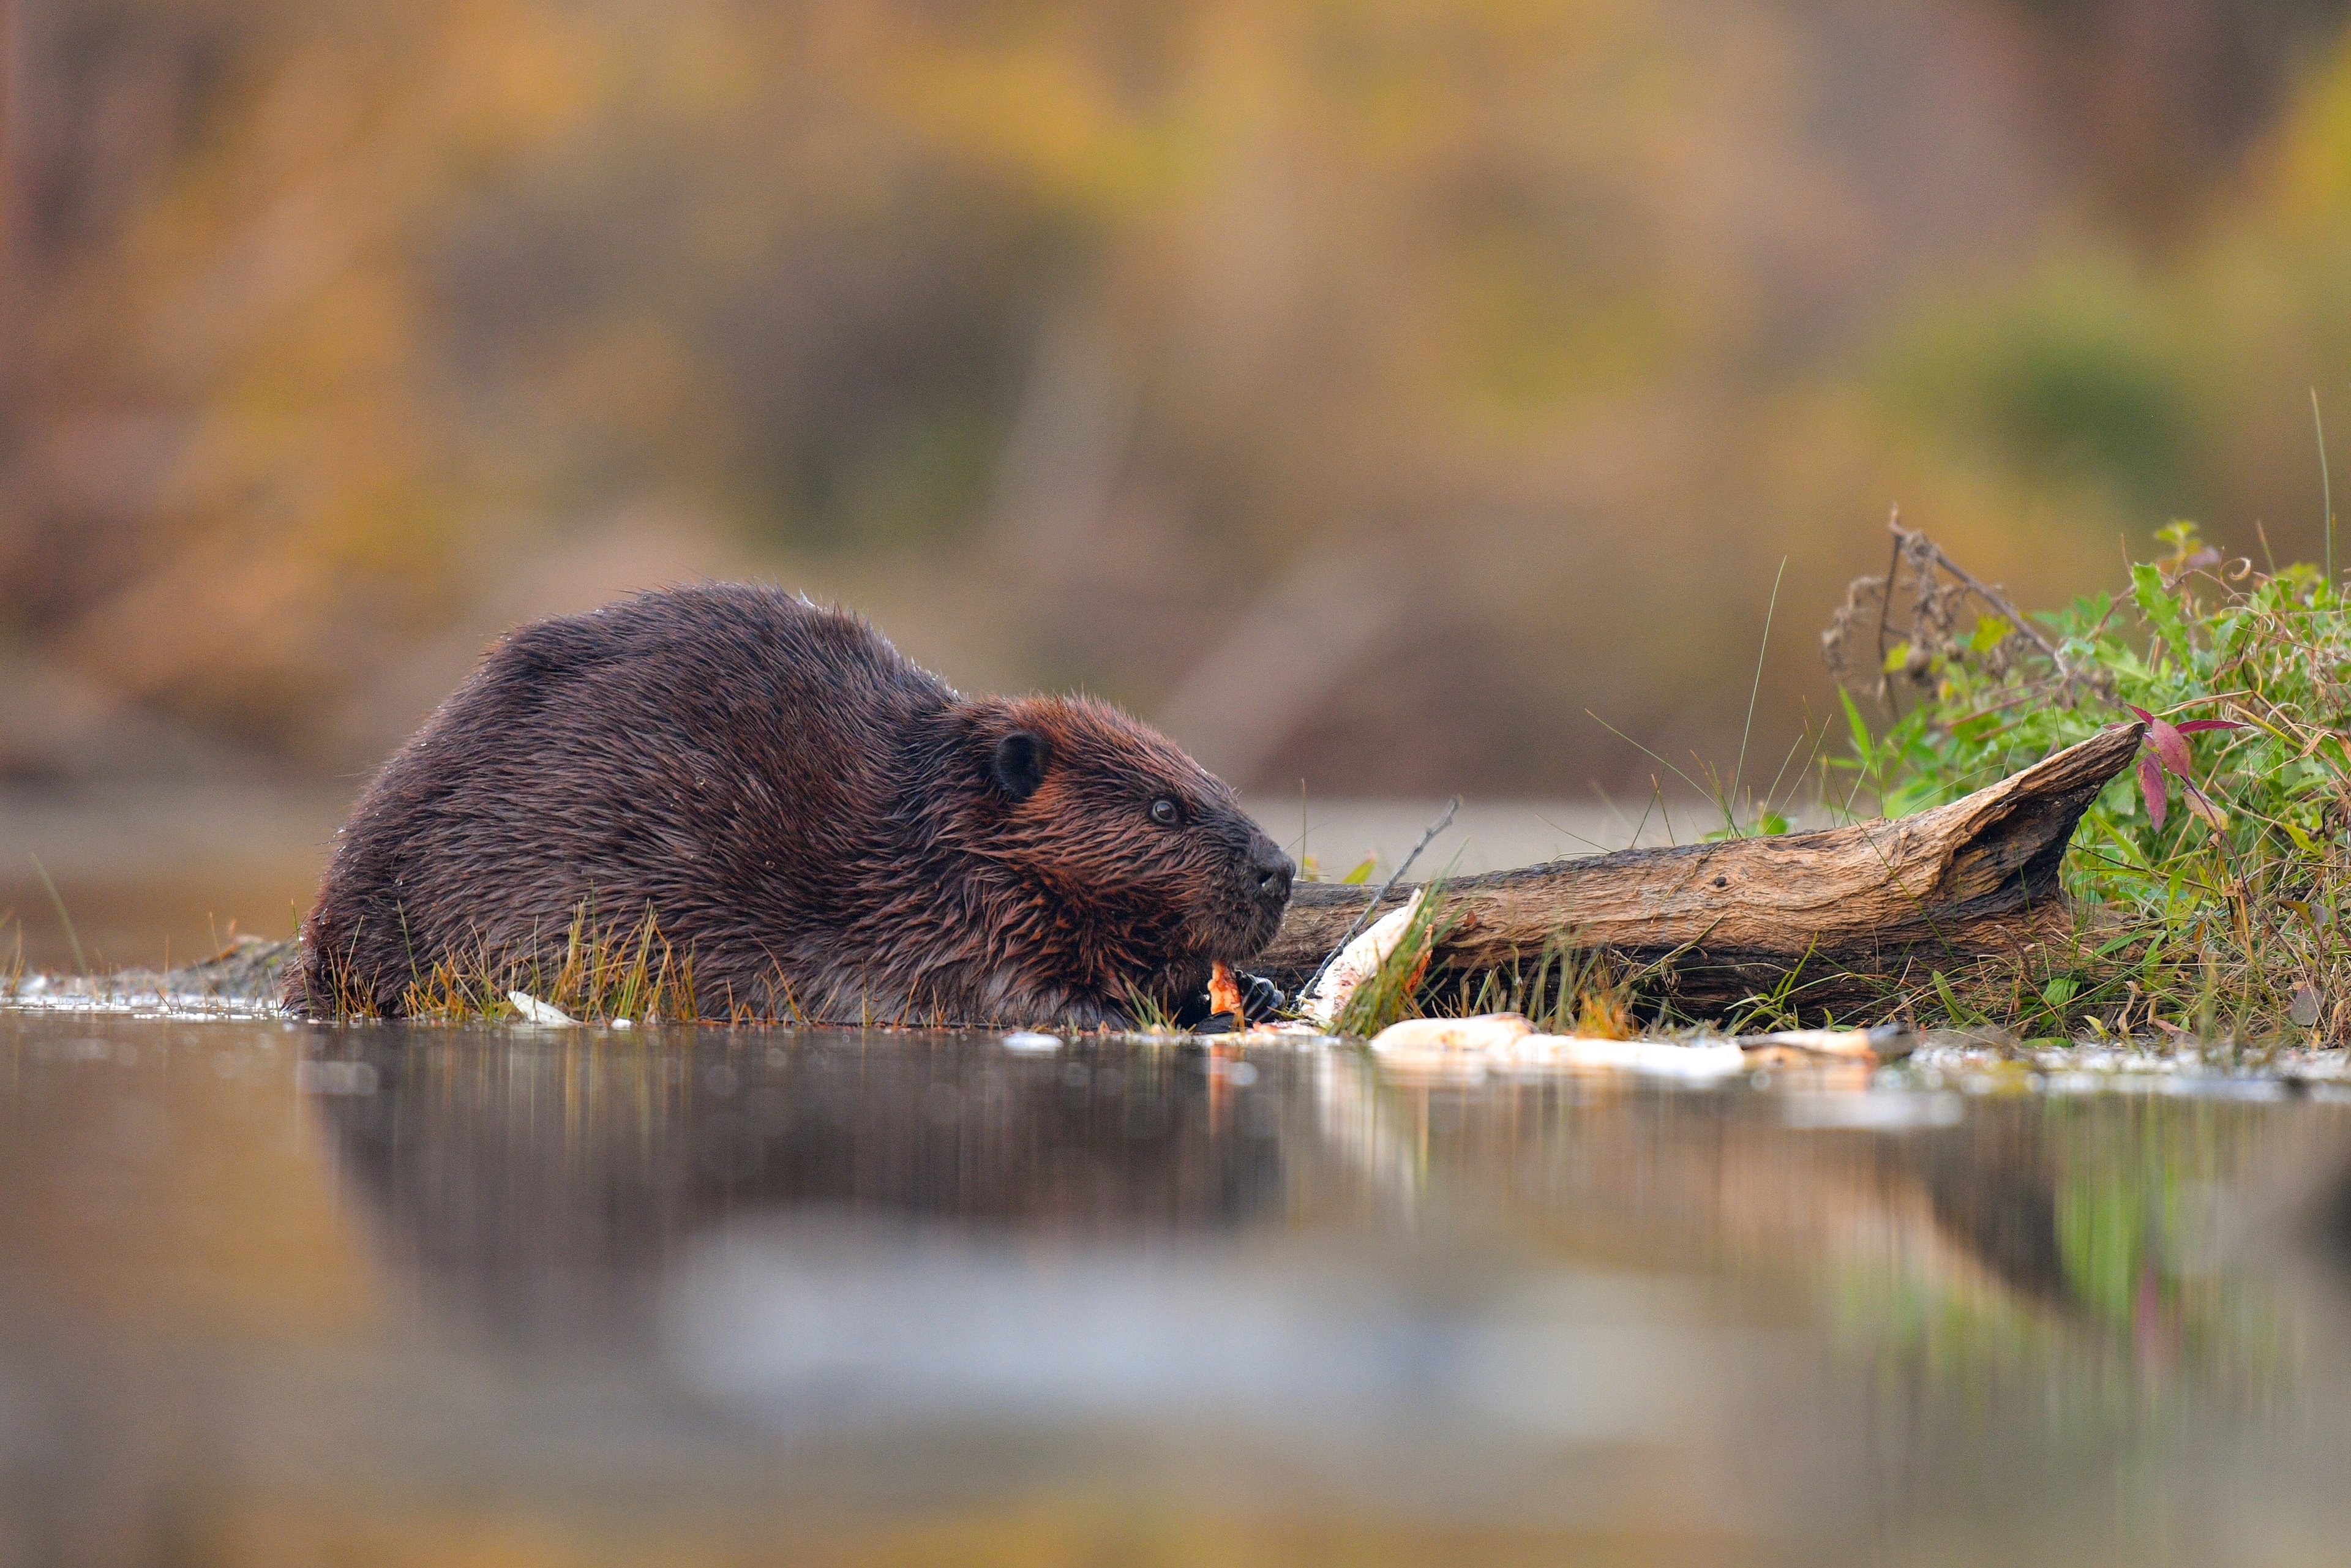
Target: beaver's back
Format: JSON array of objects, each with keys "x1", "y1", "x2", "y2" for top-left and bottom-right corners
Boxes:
[{"x1": 293, "y1": 585, "x2": 948, "y2": 1015}]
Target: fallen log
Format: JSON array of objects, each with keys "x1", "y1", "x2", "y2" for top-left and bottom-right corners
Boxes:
[{"x1": 1259, "y1": 722, "x2": 2147, "y2": 1019}]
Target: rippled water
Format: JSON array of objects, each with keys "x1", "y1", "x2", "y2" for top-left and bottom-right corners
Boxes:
[{"x1": 6, "y1": 1007, "x2": 2351, "y2": 1566}]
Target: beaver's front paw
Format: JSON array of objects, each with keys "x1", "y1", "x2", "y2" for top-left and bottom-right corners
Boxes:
[{"x1": 1182, "y1": 971, "x2": 1287, "y2": 1033}]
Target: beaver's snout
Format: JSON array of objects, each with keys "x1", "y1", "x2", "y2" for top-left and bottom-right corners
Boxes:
[
  {"x1": 1212, "y1": 829, "x2": 1292, "y2": 957},
  {"x1": 1250, "y1": 838, "x2": 1295, "y2": 905}
]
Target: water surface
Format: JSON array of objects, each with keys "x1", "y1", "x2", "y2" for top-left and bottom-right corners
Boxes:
[{"x1": 6, "y1": 1008, "x2": 2350, "y2": 1566}]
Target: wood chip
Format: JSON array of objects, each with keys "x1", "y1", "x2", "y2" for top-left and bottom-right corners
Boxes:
[
  {"x1": 1302, "y1": 888, "x2": 1427, "y2": 1026},
  {"x1": 1208, "y1": 960, "x2": 1245, "y2": 1023},
  {"x1": 1367, "y1": 1013, "x2": 1534, "y2": 1056}
]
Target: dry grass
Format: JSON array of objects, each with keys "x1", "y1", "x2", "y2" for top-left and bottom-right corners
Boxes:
[{"x1": 310, "y1": 902, "x2": 702, "y2": 1024}]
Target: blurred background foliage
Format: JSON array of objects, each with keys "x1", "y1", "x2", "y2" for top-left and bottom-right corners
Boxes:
[{"x1": 7, "y1": 0, "x2": 2351, "y2": 797}]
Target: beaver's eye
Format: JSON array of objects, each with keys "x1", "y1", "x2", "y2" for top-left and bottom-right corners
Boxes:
[{"x1": 1149, "y1": 797, "x2": 1182, "y2": 827}]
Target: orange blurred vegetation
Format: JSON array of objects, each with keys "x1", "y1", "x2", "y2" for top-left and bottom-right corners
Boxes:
[{"x1": 4, "y1": 0, "x2": 2351, "y2": 793}]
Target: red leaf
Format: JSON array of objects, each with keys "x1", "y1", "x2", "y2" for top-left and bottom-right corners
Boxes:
[
  {"x1": 2146, "y1": 718, "x2": 2193, "y2": 779},
  {"x1": 2138, "y1": 751, "x2": 2167, "y2": 830},
  {"x1": 2172, "y1": 719, "x2": 2242, "y2": 733},
  {"x1": 2127, "y1": 705, "x2": 2155, "y2": 725}
]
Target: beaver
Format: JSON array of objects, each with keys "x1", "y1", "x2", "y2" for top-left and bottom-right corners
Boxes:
[{"x1": 288, "y1": 584, "x2": 1295, "y2": 1026}]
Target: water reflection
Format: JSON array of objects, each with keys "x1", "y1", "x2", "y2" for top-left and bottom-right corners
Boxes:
[
  {"x1": 316, "y1": 1030, "x2": 1310, "y2": 1338},
  {"x1": 7, "y1": 1009, "x2": 2351, "y2": 1564}
]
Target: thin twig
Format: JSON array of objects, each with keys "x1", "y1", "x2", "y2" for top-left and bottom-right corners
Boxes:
[
  {"x1": 2315, "y1": 388, "x2": 2335, "y2": 588},
  {"x1": 1875, "y1": 507, "x2": 1903, "y2": 712},
  {"x1": 1891, "y1": 519, "x2": 2073, "y2": 677}
]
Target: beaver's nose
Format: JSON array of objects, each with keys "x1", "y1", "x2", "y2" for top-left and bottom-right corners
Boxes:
[{"x1": 1251, "y1": 842, "x2": 1295, "y2": 902}]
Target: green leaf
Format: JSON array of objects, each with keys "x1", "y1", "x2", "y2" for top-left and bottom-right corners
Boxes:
[
  {"x1": 1837, "y1": 688, "x2": 1873, "y2": 760},
  {"x1": 1949, "y1": 710, "x2": 2003, "y2": 743},
  {"x1": 1969, "y1": 615, "x2": 2012, "y2": 652},
  {"x1": 1339, "y1": 857, "x2": 1376, "y2": 885},
  {"x1": 1931, "y1": 970, "x2": 1965, "y2": 1022},
  {"x1": 2131, "y1": 562, "x2": 2186, "y2": 645},
  {"x1": 1881, "y1": 640, "x2": 1913, "y2": 674}
]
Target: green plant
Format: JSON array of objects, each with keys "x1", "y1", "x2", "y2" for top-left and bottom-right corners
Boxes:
[
  {"x1": 1119, "y1": 986, "x2": 1187, "y2": 1037},
  {"x1": 1827, "y1": 522, "x2": 2350, "y2": 1045}
]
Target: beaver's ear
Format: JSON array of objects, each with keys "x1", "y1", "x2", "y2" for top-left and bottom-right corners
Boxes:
[{"x1": 990, "y1": 730, "x2": 1051, "y2": 801}]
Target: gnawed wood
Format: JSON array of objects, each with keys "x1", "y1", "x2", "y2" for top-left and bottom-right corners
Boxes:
[{"x1": 1258, "y1": 722, "x2": 2147, "y2": 1018}]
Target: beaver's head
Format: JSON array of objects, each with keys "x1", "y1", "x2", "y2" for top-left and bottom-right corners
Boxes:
[{"x1": 964, "y1": 696, "x2": 1293, "y2": 983}]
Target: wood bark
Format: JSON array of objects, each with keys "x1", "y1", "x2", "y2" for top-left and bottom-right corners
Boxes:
[{"x1": 1258, "y1": 722, "x2": 2147, "y2": 1018}]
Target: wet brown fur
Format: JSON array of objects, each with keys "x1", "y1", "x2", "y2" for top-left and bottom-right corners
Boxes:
[{"x1": 289, "y1": 585, "x2": 1293, "y2": 1026}]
